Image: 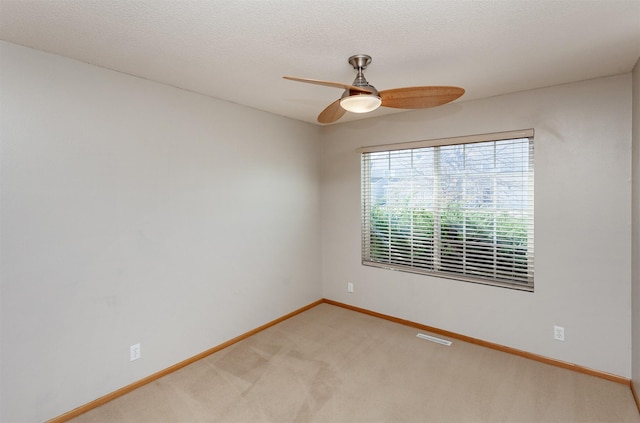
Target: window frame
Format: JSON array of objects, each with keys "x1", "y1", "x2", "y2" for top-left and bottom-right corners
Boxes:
[{"x1": 359, "y1": 129, "x2": 534, "y2": 292}]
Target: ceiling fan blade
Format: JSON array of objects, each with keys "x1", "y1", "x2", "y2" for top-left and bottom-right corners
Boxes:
[
  {"x1": 318, "y1": 99, "x2": 346, "y2": 124},
  {"x1": 283, "y1": 76, "x2": 372, "y2": 94},
  {"x1": 380, "y1": 86, "x2": 465, "y2": 109}
]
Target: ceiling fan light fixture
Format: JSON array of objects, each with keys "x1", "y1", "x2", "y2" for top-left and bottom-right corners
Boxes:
[{"x1": 340, "y1": 94, "x2": 382, "y2": 113}]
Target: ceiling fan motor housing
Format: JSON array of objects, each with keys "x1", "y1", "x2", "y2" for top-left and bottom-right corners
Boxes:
[
  {"x1": 343, "y1": 54, "x2": 380, "y2": 101},
  {"x1": 340, "y1": 54, "x2": 381, "y2": 113}
]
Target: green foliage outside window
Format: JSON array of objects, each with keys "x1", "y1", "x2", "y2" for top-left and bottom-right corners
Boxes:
[{"x1": 368, "y1": 203, "x2": 530, "y2": 282}]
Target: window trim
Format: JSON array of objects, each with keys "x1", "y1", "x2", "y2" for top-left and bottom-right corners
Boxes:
[
  {"x1": 360, "y1": 129, "x2": 534, "y2": 292},
  {"x1": 356, "y1": 129, "x2": 534, "y2": 154}
]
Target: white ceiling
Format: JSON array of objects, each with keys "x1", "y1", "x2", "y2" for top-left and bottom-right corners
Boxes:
[{"x1": 2, "y1": 0, "x2": 639, "y2": 125}]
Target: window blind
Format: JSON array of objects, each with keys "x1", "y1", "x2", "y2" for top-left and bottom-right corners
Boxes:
[{"x1": 361, "y1": 131, "x2": 534, "y2": 290}]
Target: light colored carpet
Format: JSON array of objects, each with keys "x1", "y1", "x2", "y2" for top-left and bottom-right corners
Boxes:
[{"x1": 71, "y1": 303, "x2": 640, "y2": 422}]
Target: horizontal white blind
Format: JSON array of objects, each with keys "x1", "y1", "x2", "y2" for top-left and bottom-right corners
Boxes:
[{"x1": 361, "y1": 133, "x2": 534, "y2": 290}]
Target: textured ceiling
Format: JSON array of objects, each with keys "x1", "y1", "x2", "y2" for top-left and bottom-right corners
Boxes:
[{"x1": 1, "y1": 0, "x2": 639, "y2": 125}]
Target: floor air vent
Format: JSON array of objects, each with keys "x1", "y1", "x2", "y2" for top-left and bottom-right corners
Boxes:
[{"x1": 417, "y1": 333, "x2": 452, "y2": 346}]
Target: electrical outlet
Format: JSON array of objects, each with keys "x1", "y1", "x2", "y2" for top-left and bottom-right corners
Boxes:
[
  {"x1": 553, "y1": 326, "x2": 565, "y2": 341},
  {"x1": 130, "y1": 343, "x2": 141, "y2": 361},
  {"x1": 347, "y1": 283, "x2": 354, "y2": 293}
]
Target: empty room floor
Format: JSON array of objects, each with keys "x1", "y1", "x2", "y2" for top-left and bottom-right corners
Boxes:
[{"x1": 71, "y1": 303, "x2": 639, "y2": 422}]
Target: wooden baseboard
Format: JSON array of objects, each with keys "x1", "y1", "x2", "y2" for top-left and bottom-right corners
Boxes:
[
  {"x1": 46, "y1": 299, "x2": 324, "y2": 423},
  {"x1": 632, "y1": 380, "x2": 640, "y2": 414},
  {"x1": 48, "y1": 297, "x2": 635, "y2": 422},
  {"x1": 322, "y1": 298, "x2": 631, "y2": 386}
]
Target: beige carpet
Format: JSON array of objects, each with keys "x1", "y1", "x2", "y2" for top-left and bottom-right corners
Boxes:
[{"x1": 71, "y1": 303, "x2": 639, "y2": 422}]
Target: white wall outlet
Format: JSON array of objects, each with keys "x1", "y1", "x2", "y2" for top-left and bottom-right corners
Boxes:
[
  {"x1": 130, "y1": 343, "x2": 141, "y2": 361},
  {"x1": 553, "y1": 326, "x2": 565, "y2": 341},
  {"x1": 347, "y1": 282, "x2": 354, "y2": 293}
]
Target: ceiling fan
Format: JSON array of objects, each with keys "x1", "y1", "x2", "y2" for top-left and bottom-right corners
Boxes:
[{"x1": 284, "y1": 54, "x2": 465, "y2": 124}]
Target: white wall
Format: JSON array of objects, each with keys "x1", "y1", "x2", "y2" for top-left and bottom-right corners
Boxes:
[
  {"x1": 0, "y1": 42, "x2": 322, "y2": 423},
  {"x1": 632, "y1": 58, "x2": 640, "y2": 395},
  {"x1": 321, "y1": 74, "x2": 632, "y2": 378}
]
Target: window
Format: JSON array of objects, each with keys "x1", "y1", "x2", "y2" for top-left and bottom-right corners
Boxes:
[{"x1": 360, "y1": 130, "x2": 534, "y2": 291}]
